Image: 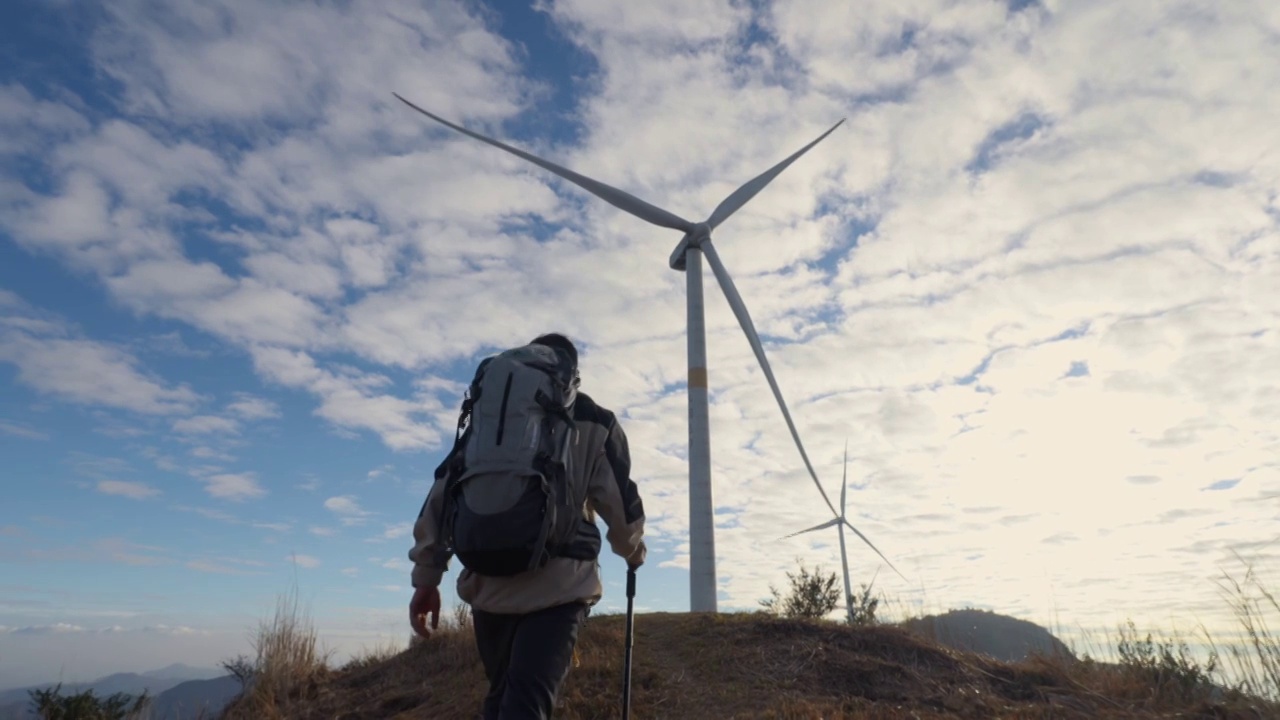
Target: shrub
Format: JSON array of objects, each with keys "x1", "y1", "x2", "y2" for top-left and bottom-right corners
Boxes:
[
  {"x1": 28, "y1": 684, "x2": 149, "y2": 720},
  {"x1": 760, "y1": 558, "x2": 841, "y2": 620},
  {"x1": 847, "y1": 578, "x2": 880, "y2": 626}
]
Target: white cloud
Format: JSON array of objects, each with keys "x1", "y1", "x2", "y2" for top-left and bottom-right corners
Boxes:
[
  {"x1": 0, "y1": 297, "x2": 199, "y2": 415},
  {"x1": 324, "y1": 495, "x2": 373, "y2": 527},
  {"x1": 9, "y1": 623, "x2": 87, "y2": 635},
  {"x1": 252, "y1": 522, "x2": 292, "y2": 533},
  {"x1": 366, "y1": 464, "x2": 394, "y2": 481},
  {"x1": 95, "y1": 480, "x2": 160, "y2": 500},
  {"x1": 143, "y1": 330, "x2": 209, "y2": 358},
  {"x1": 379, "y1": 523, "x2": 412, "y2": 541},
  {"x1": 288, "y1": 553, "x2": 321, "y2": 569},
  {"x1": 92, "y1": 538, "x2": 171, "y2": 567},
  {"x1": 0, "y1": 419, "x2": 49, "y2": 440},
  {"x1": 203, "y1": 473, "x2": 266, "y2": 501},
  {"x1": 324, "y1": 496, "x2": 365, "y2": 515},
  {"x1": 341, "y1": 567, "x2": 359, "y2": 577},
  {"x1": 250, "y1": 347, "x2": 445, "y2": 451},
  {"x1": 186, "y1": 560, "x2": 265, "y2": 575},
  {"x1": 226, "y1": 393, "x2": 281, "y2": 421},
  {"x1": 190, "y1": 446, "x2": 234, "y2": 461},
  {"x1": 136, "y1": 624, "x2": 206, "y2": 636},
  {"x1": 172, "y1": 415, "x2": 239, "y2": 435},
  {"x1": 0, "y1": 84, "x2": 89, "y2": 156}
]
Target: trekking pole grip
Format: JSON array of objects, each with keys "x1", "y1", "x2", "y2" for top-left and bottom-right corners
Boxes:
[{"x1": 626, "y1": 566, "x2": 637, "y2": 597}]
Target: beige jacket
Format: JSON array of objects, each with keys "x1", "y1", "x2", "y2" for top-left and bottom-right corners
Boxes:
[{"x1": 409, "y1": 391, "x2": 645, "y2": 614}]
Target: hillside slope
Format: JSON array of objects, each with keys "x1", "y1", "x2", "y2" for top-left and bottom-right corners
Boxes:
[
  {"x1": 150, "y1": 675, "x2": 242, "y2": 720},
  {"x1": 220, "y1": 612, "x2": 1276, "y2": 719}
]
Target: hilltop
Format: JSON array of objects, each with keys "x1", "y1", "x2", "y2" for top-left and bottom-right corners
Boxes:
[
  {"x1": 219, "y1": 611, "x2": 1277, "y2": 719},
  {"x1": 899, "y1": 608, "x2": 1075, "y2": 664}
]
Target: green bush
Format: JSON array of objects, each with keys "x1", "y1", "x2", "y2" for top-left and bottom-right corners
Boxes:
[
  {"x1": 847, "y1": 578, "x2": 880, "y2": 626},
  {"x1": 27, "y1": 684, "x2": 150, "y2": 720},
  {"x1": 760, "y1": 558, "x2": 841, "y2": 620}
]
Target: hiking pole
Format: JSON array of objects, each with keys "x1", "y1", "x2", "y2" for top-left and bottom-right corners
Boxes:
[{"x1": 623, "y1": 565, "x2": 637, "y2": 720}]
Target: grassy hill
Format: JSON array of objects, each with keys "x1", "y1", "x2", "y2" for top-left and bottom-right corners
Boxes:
[{"x1": 219, "y1": 610, "x2": 1278, "y2": 719}]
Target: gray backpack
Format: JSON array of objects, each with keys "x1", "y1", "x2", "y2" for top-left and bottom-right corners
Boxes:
[{"x1": 441, "y1": 343, "x2": 585, "y2": 577}]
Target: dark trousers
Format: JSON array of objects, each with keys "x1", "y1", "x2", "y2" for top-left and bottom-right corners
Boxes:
[{"x1": 472, "y1": 601, "x2": 589, "y2": 720}]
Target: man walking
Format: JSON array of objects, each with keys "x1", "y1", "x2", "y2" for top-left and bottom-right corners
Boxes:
[{"x1": 409, "y1": 333, "x2": 646, "y2": 719}]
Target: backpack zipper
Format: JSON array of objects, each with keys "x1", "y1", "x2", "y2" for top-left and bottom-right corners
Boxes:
[{"x1": 495, "y1": 372, "x2": 514, "y2": 445}]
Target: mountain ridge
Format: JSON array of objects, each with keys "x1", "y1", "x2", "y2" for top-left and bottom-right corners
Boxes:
[{"x1": 0, "y1": 666, "x2": 232, "y2": 720}]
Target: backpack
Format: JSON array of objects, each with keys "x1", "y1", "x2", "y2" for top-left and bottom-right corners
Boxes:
[{"x1": 439, "y1": 343, "x2": 585, "y2": 577}]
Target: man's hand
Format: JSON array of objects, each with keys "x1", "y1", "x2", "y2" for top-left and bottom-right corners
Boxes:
[
  {"x1": 626, "y1": 540, "x2": 646, "y2": 569},
  {"x1": 409, "y1": 586, "x2": 441, "y2": 638}
]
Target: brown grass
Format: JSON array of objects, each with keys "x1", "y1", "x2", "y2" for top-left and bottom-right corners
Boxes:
[{"x1": 220, "y1": 583, "x2": 333, "y2": 720}]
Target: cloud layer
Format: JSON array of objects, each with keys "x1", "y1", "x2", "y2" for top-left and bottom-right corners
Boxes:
[{"x1": 1, "y1": 0, "x2": 1278, "y2": 687}]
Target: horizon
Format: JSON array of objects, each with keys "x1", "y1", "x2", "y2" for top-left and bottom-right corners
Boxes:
[{"x1": 2, "y1": 0, "x2": 1277, "y2": 690}]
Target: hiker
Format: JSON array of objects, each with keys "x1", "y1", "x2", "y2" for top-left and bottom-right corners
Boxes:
[{"x1": 409, "y1": 333, "x2": 646, "y2": 720}]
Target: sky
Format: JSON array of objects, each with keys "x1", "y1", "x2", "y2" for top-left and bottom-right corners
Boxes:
[{"x1": 1, "y1": 0, "x2": 1278, "y2": 691}]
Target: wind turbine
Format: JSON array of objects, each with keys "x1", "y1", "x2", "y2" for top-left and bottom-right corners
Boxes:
[
  {"x1": 780, "y1": 443, "x2": 885, "y2": 624},
  {"x1": 394, "y1": 92, "x2": 897, "y2": 612}
]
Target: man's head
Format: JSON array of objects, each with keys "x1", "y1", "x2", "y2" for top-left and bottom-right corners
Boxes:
[
  {"x1": 531, "y1": 333, "x2": 578, "y2": 368},
  {"x1": 531, "y1": 333, "x2": 580, "y2": 389}
]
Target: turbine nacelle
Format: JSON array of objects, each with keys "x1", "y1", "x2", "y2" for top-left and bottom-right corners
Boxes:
[{"x1": 669, "y1": 222, "x2": 712, "y2": 271}]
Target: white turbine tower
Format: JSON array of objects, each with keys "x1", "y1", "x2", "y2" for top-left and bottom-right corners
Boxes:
[
  {"x1": 394, "y1": 92, "x2": 897, "y2": 612},
  {"x1": 780, "y1": 443, "x2": 888, "y2": 624}
]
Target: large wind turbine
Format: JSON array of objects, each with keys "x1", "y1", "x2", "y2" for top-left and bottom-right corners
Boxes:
[
  {"x1": 394, "y1": 92, "x2": 897, "y2": 612},
  {"x1": 780, "y1": 443, "x2": 890, "y2": 623}
]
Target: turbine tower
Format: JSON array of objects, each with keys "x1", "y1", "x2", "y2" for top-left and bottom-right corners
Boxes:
[{"x1": 394, "y1": 93, "x2": 897, "y2": 612}]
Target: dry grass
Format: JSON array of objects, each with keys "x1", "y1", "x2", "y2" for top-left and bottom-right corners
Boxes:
[
  {"x1": 220, "y1": 583, "x2": 333, "y2": 720},
  {"x1": 341, "y1": 638, "x2": 405, "y2": 674},
  {"x1": 1207, "y1": 559, "x2": 1280, "y2": 700}
]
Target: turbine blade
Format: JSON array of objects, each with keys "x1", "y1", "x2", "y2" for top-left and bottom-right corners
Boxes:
[
  {"x1": 841, "y1": 441, "x2": 849, "y2": 518},
  {"x1": 703, "y1": 241, "x2": 902, "y2": 578},
  {"x1": 704, "y1": 119, "x2": 845, "y2": 231},
  {"x1": 841, "y1": 518, "x2": 906, "y2": 581},
  {"x1": 779, "y1": 518, "x2": 841, "y2": 540},
  {"x1": 393, "y1": 92, "x2": 695, "y2": 233},
  {"x1": 699, "y1": 240, "x2": 839, "y2": 519}
]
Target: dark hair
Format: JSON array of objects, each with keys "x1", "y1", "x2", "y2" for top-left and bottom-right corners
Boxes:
[{"x1": 531, "y1": 332, "x2": 578, "y2": 369}]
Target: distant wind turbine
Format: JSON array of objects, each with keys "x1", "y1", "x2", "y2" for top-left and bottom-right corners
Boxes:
[
  {"x1": 780, "y1": 443, "x2": 898, "y2": 623},
  {"x1": 394, "y1": 92, "x2": 898, "y2": 612}
]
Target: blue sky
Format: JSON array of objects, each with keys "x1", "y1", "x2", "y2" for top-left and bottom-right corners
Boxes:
[{"x1": 2, "y1": 0, "x2": 1279, "y2": 690}]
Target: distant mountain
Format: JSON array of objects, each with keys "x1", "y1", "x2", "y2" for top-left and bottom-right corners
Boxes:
[
  {"x1": 148, "y1": 675, "x2": 243, "y2": 720},
  {"x1": 0, "y1": 666, "x2": 231, "y2": 720},
  {"x1": 142, "y1": 665, "x2": 224, "y2": 683},
  {"x1": 897, "y1": 608, "x2": 1076, "y2": 664}
]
